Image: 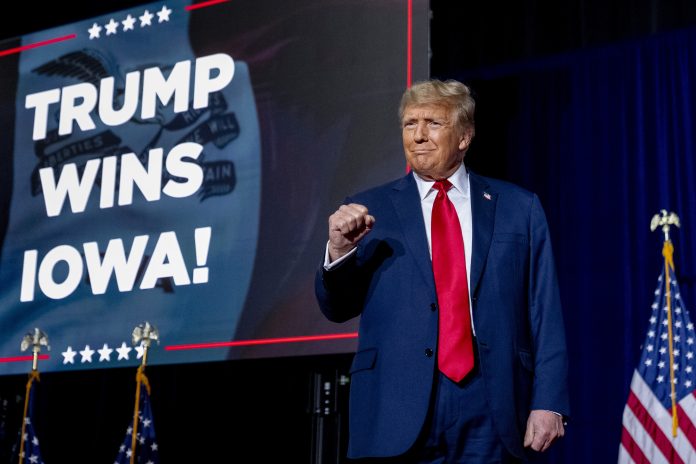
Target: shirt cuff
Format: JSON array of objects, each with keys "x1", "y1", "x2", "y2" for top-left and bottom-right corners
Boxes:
[{"x1": 323, "y1": 241, "x2": 357, "y2": 270}]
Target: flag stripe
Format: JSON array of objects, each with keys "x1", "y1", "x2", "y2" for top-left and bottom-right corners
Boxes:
[
  {"x1": 620, "y1": 425, "x2": 650, "y2": 464},
  {"x1": 676, "y1": 403, "x2": 696, "y2": 451},
  {"x1": 622, "y1": 401, "x2": 670, "y2": 464},
  {"x1": 627, "y1": 390, "x2": 685, "y2": 464},
  {"x1": 631, "y1": 370, "x2": 696, "y2": 462}
]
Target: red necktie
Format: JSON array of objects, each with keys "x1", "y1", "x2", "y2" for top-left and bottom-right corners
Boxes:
[{"x1": 432, "y1": 180, "x2": 474, "y2": 382}]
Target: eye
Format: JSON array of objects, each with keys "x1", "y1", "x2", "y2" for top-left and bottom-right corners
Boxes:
[
  {"x1": 403, "y1": 121, "x2": 416, "y2": 129},
  {"x1": 428, "y1": 121, "x2": 442, "y2": 127}
]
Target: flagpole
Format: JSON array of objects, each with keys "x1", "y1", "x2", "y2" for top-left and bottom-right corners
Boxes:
[
  {"x1": 129, "y1": 322, "x2": 158, "y2": 464},
  {"x1": 18, "y1": 328, "x2": 49, "y2": 464},
  {"x1": 651, "y1": 209, "x2": 681, "y2": 437}
]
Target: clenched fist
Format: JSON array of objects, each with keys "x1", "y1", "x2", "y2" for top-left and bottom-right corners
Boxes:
[{"x1": 328, "y1": 203, "x2": 375, "y2": 261}]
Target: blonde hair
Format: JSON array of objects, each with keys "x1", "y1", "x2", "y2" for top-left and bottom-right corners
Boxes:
[{"x1": 399, "y1": 79, "x2": 475, "y2": 136}]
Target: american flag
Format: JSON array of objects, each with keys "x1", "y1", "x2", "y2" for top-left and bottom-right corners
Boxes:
[
  {"x1": 15, "y1": 377, "x2": 44, "y2": 464},
  {"x1": 619, "y1": 264, "x2": 696, "y2": 463},
  {"x1": 114, "y1": 386, "x2": 159, "y2": 464}
]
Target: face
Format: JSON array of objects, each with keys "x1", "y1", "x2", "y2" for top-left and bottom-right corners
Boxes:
[{"x1": 401, "y1": 104, "x2": 472, "y2": 180}]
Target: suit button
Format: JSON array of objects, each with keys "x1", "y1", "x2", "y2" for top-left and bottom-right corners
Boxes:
[
  {"x1": 430, "y1": 303, "x2": 437, "y2": 312},
  {"x1": 425, "y1": 348, "x2": 433, "y2": 357}
]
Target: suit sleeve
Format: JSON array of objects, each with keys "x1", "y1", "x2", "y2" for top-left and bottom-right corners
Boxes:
[
  {"x1": 315, "y1": 196, "x2": 370, "y2": 323},
  {"x1": 315, "y1": 252, "x2": 369, "y2": 323},
  {"x1": 528, "y1": 194, "x2": 571, "y2": 418}
]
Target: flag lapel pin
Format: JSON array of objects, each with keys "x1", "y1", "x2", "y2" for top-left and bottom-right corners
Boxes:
[{"x1": 483, "y1": 192, "x2": 491, "y2": 200}]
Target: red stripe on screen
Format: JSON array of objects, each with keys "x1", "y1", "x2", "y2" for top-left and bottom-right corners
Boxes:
[
  {"x1": 165, "y1": 332, "x2": 358, "y2": 351},
  {"x1": 0, "y1": 34, "x2": 76, "y2": 57},
  {"x1": 0, "y1": 354, "x2": 49, "y2": 363},
  {"x1": 185, "y1": 0, "x2": 230, "y2": 11}
]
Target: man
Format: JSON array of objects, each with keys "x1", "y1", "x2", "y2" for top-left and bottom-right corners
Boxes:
[{"x1": 315, "y1": 79, "x2": 569, "y2": 462}]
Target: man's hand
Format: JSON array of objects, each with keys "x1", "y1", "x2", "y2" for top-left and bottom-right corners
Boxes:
[
  {"x1": 328, "y1": 203, "x2": 375, "y2": 261},
  {"x1": 523, "y1": 409, "x2": 565, "y2": 452}
]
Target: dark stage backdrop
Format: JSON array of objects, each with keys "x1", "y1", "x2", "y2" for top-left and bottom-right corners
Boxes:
[
  {"x1": 457, "y1": 26, "x2": 696, "y2": 463},
  {"x1": 0, "y1": 0, "x2": 429, "y2": 376}
]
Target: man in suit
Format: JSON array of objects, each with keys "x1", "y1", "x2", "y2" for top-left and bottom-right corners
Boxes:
[{"x1": 315, "y1": 79, "x2": 569, "y2": 462}]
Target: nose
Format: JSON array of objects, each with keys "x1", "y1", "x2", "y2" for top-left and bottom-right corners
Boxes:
[{"x1": 414, "y1": 122, "x2": 428, "y2": 142}]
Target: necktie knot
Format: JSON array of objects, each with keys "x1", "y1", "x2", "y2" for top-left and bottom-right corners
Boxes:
[{"x1": 433, "y1": 180, "x2": 452, "y2": 198}]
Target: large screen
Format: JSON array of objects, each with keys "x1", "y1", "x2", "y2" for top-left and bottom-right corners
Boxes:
[{"x1": 0, "y1": 0, "x2": 429, "y2": 374}]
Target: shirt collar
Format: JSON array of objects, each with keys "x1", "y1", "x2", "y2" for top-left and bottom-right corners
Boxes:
[{"x1": 413, "y1": 163, "x2": 469, "y2": 201}]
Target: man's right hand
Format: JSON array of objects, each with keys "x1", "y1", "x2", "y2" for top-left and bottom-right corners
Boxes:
[{"x1": 328, "y1": 203, "x2": 375, "y2": 262}]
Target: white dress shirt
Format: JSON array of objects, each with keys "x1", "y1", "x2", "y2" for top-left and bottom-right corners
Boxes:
[{"x1": 324, "y1": 162, "x2": 475, "y2": 333}]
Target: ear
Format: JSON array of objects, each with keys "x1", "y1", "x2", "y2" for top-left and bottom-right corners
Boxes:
[{"x1": 458, "y1": 128, "x2": 473, "y2": 151}]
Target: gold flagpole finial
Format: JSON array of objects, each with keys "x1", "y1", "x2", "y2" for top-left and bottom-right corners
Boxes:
[
  {"x1": 132, "y1": 321, "x2": 159, "y2": 368},
  {"x1": 651, "y1": 209, "x2": 680, "y2": 242},
  {"x1": 20, "y1": 328, "x2": 49, "y2": 372}
]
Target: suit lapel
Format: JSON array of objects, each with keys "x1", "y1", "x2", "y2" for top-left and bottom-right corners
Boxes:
[
  {"x1": 389, "y1": 174, "x2": 437, "y2": 300},
  {"x1": 468, "y1": 172, "x2": 497, "y2": 297}
]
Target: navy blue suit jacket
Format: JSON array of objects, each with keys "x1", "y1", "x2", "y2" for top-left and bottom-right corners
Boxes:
[{"x1": 315, "y1": 170, "x2": 570, "y2": 459}]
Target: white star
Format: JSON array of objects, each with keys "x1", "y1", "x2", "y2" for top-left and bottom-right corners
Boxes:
[
  {"x1": 675, "y1": 335, "x2": 681, "y2": 342},
  {"x1": 674, "y1": 349, "x2": 681, "y2": 357},
  {"x1": 660, "y1": 347, "x2": 667, "y2": 355},
  {"x1": 142, "y1": 418, "x2": 152, "y2": 428},
  {"x1": 688, "y1": 323, "x2": 694, "y2": 331},
  {"x1": 135, "y1": 344, "x2": 145, "y2": 359},
  {"x1": 676, "y1": 321, "x2": 683, "y2": 328},
  {"x1": 62, "y1": 346, "x2": 77, "y2": 364},
  {"x1": 648, "y1": 330, "x2": 655, "y2": 338},
  {"x1": 105, "y1": 19, "x2": 119, "y2": 35},
  {"x1": 122, "y1": 14, "x2": 136, "y2": 31},
  {"x1": 650, "y1": 316, "x2": 657, "y2": 324},
  {"x1": 88, "y1": 23, "x2": 102, "y2": 39},
  {"x1": 658, "y1": 360, "x2": 666, "y2": 369},
  {"x1": 126, "y1": 426, "x2": 133, "y2": 435},
  {"x1": 688, "y1": 352, "x2": 694, "y2": 359},
  {"x1": 140, "y1": 10, "x2": 154, "y2": 26},
  {"x1": 676, "y1": 307, "x2": 682, "y2": 314},
  {"x1": 119, "y1": 444, "x2": 126, "y2": 452},
  {"x1": 655, "y1": 288, "x2": 661, "y2": 295},
  {"x1": 151, "y1": 442, "x2": 158, "y2": 451},
  {"x1": 663, "y1": 319, "x2": 669, "y2": 325},
  {"x1": 662, "y1": 333, "x2": 668, "y2": 340},
  {"x1": 98, "y1": 343, "x2": 114, "y2": 362},
  {"x1": 147, "y1": 460, "x2": 154, "y2": 464},
  {"x1": 647, "y1": 344, "x2": 654, "y2": 352},
  {"x1": 116, "y1": 342, "x2": 132, "y2": 360},
  {"x1": 657, "y1": 375, "x2": 665, "y2": 383},
  {"x1": 652, "y1": 302, "x2": 659, "y2": 309},
  {"x1": 689, "y1": 338, "x2": 694, "y2": 345},
  {"x1": 157, "y1": 5, "x2": 172, "y2": 22},
  {"x1": 664, "y1": 306, "x2": 669, "y2": 312},
  {"x1": 24, "y1": 417, "x2": 31, "y2": 425},
  {"x1": 80, "y1": 345, "x2": 95, "y2": 363},
  {"x1": 687, "y1": 366, "x2": 693, "y2": 373},
  {"x1": 126, "y1": 449, "x2": 133, "y2": 458},
  {"x1": 687, "y1": 380, "x2": 693, "y2": 388},
  {"x1": 32, "y1": 436, "x2": 38, "y2": 446},
  {"x1": 28, "y1": 455, "x2": 38, "y2": 463},
  {"x1": 644, "y1": 359, "x2": 652, "y2": 366},
  {"x1": 674, "y1": 363, "x2": 680, "y2": 371}
]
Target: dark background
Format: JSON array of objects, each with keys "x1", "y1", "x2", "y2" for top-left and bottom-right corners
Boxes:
[{"x1": 2, "y1": 1, "x2": 696, "y2": 462}]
